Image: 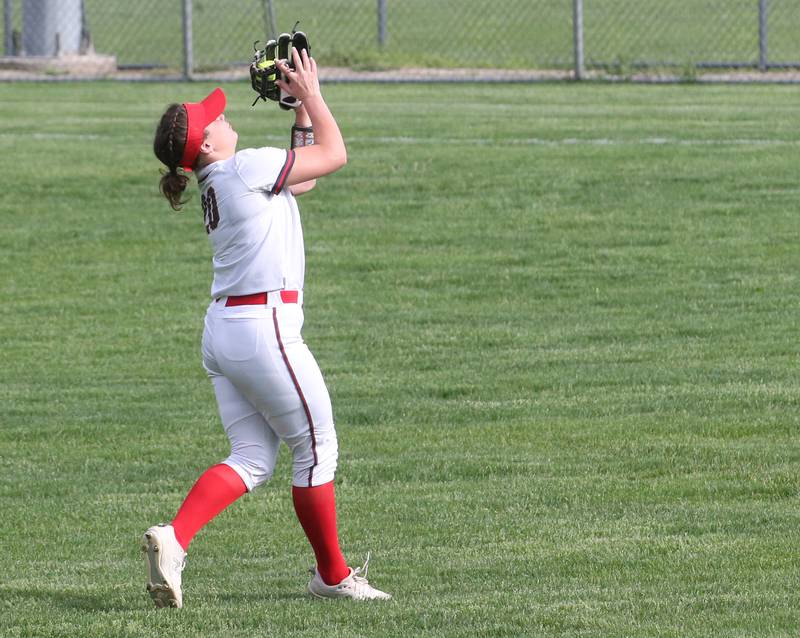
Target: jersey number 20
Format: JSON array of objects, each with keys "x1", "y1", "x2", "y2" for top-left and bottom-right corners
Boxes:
[{"x1": 202, "y1": 187, "x2": 220, "y2": 234}]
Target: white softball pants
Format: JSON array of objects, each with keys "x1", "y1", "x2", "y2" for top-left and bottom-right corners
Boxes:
[{"x1": 201, "y1": 298, "x2": 338, "y2": 490}]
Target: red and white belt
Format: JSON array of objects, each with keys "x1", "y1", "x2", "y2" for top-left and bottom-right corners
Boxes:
[{"x1": 219, "y1": 290, "x2": 301, "y2": 307}]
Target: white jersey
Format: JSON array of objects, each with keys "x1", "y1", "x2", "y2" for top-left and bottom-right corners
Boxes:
[{"x1": 196, "y1": 147, "x2": 302, "y2": 298}]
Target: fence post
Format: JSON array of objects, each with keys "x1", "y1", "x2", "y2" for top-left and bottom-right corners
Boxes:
[
  {"x1": 182, "y1": 0, "x2": 194, "y2": 80},
  {"x1": 758, "y1": 0, "x2": 768, "y2": 71},
  {"x1": 264, "y1": 0, "x2": 277, "y2": 40},
  {"x1": 573, "y1": 0, "x2": 585, "y2": 79},
  {"x1": 377, "y1": 0, "x2": 387, "y2": 47},
  {"x1": 4, "y1": 0, "x2": 12, "y2": 55}
]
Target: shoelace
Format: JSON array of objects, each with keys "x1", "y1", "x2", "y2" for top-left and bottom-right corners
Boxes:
[
  {"x1": 307, "y1": 552, "x2": 373, "y2": 585},
  {"x1": 172, "y1": 554, "x2": 187, "y2": 573},
  {"x1": 351, "y1": 552, "x2": 371, "y2": 584}
]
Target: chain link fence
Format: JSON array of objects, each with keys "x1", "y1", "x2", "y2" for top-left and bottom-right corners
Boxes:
[{"x1": 1, "y1": 0, "x2": 799, "y2": 82}]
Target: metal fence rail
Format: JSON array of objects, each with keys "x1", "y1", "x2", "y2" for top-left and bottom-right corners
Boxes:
[{"x1": 1, "y1": 0, "x2": 799, "y2": 81}]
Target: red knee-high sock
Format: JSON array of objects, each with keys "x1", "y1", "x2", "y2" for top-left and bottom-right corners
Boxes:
[
  {"x1": 171, "y1": 463, "x2": 247, "y2": 551},
  {"x1": 292, "y1": 481, "x2": 350, "y2": 586}
]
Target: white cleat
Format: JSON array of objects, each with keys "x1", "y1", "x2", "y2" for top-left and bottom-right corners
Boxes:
[
  {"x1": 308, "y1": 553, "x2": 392, "y2": 601},
  {"x1": 141, "y1": 524, "x2": 186, "y2": 609}
]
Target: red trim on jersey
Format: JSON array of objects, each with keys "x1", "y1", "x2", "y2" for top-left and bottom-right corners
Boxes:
[
  {"x1": 272, "y1": 307, "x2": 318, "y2": 486},
  {"x1": 271, "y1": 149, "x2": 296, "y2": 195},
  {"x1": 179, "y1": 88, "x2": 226, "y2": 172}
]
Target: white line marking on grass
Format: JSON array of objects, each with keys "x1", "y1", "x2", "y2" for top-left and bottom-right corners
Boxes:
[
  {"x1": 0, "y1": 133, "x2": 102, "y2": 141},
  {"x1": 347, "y1": 135, "x2": 800, "y2": 147},
  {"x1": 4, "y1": 132, "x2": 796, "y2": 148}
]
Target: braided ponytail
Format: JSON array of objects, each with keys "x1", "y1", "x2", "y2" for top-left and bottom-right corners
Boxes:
[{"x1": 153, "y1": 104, "x2": 190, "y2": 211}]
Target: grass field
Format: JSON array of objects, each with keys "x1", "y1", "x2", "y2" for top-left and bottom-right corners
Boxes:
[{"x1": 1, "y1": 80, "x2": 800, "y2": 637}]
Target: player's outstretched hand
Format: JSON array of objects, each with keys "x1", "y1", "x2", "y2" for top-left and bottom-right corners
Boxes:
[{"x1": 276, "y1": 49, "x2": 320, "y2": 103}]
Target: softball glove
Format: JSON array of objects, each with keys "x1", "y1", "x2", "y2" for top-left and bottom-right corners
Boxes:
[{"x1": 250, "y1": 28, "x2": 310, "y2": 109}]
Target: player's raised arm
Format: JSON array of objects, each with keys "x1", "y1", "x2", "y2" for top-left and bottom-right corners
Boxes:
[
  {"x1": 275, "y1": 49, "x2": 347, "y2": 185},
  {"x1": 288, "y1": 105, "x2": 317, "y2": 196}
]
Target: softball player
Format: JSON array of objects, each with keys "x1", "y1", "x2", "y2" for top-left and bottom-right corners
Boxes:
[{"x1": 145, "y1": 49, "x2": 390, "y2": 608}]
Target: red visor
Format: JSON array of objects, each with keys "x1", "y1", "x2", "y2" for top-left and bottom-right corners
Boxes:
[{"x1": 179, "y1": 87, "x2": 226, "y2": 171}]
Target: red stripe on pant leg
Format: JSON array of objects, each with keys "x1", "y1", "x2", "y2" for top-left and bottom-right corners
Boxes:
[{"x1": 272, "y1": 307, "x2": 318, "y2": 486}]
